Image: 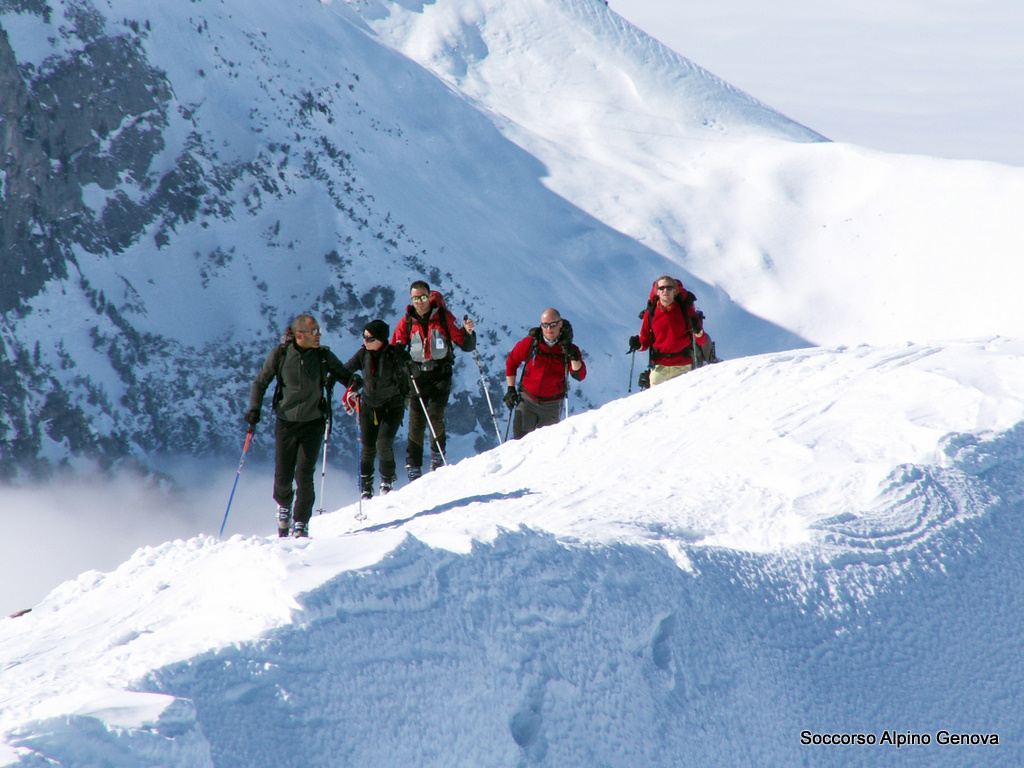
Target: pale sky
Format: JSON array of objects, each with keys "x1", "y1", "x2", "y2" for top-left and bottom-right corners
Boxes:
[{"x1": 612, "y1": 0, "x2": 1024, "y2": 167}]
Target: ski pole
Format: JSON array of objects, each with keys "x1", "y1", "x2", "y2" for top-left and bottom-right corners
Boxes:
[
  {"x1": 470, "y1": 346, "x2": 503, "y2": 445},
  {"x1": 563, "y1": 359, "x2": 570, "y2": 420},
  {"x1": 219, "y1": 429, "x2": 254, "y2": 538},
  {"x1": 628, "y1": 349, "x2": 636, "y2": 393},
  {"x1": 410, "y1": 375, "x2": 447, "y2": 466},
  {"x1": 504, "y1": 407, "x2": 513, "y2": 441},
  {"x1": 355, "y1": 398, "x2": 365, "y2": 521},
  {"x1": 316, "y1": 415, "x2": 331, "y2": 515}
]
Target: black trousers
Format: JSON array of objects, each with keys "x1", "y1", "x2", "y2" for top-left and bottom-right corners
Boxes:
[
  {"x1": 512, "y1": 394, "x2": 562, "y2": 439},
  {"x1": 359, "y1": 403, "x2": 405, "y2": 481},
  {"x1": 407, "y1": 377, "x2": 450, "y2": 468},
  {"x1": 274, "y1": 417, "x2": 325, "y2": 524}
]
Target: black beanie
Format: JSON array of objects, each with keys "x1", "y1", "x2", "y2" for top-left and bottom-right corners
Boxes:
[{"x1": 364, "y1": 319, "x2": 389, "y2": 342}]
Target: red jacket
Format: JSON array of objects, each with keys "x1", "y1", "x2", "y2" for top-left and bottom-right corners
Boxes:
[
  {"x1": 391, "y1": 294, "x2": 475, "y2": 377},
  {"x1": 638, "y1": 300, "x2": 707, "y2": 367},
  {"x1": 506, "y1": 335, "x2": 586, "y2": 401}
]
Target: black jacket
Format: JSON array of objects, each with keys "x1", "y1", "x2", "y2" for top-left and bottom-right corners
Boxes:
[{"x1": 345, "y1": 344, "x2": 412, "y2": 409}]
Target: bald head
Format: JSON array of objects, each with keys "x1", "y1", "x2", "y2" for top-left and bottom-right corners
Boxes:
[{"x1": 540, "y1": 308, "x2": 563, "y2": 342}]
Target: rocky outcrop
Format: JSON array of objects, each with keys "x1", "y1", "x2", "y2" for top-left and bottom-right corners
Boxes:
[{"x1": 1, "y1": 6, "x2": 177, "y2": 311}]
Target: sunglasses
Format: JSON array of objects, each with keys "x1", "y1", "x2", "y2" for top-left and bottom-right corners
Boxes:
[
  {"x1": 411, "y1": 295, "x2": 430, "y2": 303},
  {"x1": 656, "y1": 285, "x2": 676, "y2": 292},
  {"x1": 541, "y1": 321, "x2": 562, "y2": 329},
  {"x1": 298, "y1": 328, "x2": 322, "y2": 335},
  {"x1": 363, "y1": 334, "x2": 378, "y2": 342}
]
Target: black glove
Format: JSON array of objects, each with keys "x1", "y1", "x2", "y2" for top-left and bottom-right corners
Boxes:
[
  {"x1": 244, "y1": 408, "x2": 261, "y2": 427},
  {"x1": 627, "y1": 335, "x2": 640, "y2": 353},
  {"x1": 558, "y1": 322, "x2": 573, "y2": 347},
  {"x1": 503, "y1": 386, "x2": 520, "y2": 410},
  {"x1": 349, "y1": 373, "x2": 364, "y2": 391},
  {"x1": 565, "y1": 345, "x2": 581, "y2": 362}
]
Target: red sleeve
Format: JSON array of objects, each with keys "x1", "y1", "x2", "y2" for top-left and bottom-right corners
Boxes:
[
  {"x1": 638, "y1": 310, "x2": 653, "y2": 352},
  {"x1": 444, "y1": 310, "x2": 468, "y2": 347},
  {"x1": 684, "y1": 303, "x2": 708, "y2": 345},
  {"x1": 505, "y1": 337, "x2": 531, "y2": 377}
]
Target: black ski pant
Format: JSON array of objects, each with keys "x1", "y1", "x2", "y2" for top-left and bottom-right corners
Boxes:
[
  {"x1": 407, "y1": 376, "x2": 450, "y2": 468},
  {"x1": 512, "y1": 393, "x2": 562, "y2": 440},
  {"x1": 274, "y1": 416, "x2": 325, "y2": 525},
  {"x1": 359, "y1": 403, "x2": 405, "y2": 482}
]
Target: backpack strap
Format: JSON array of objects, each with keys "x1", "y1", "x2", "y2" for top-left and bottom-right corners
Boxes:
[
  {"x1": 272, "y1": 344, "x2": 333, "y2": 414},
  {"x1": 319, "y1": 349, "x2": 335, "y2": 419},
  {"x1": 520, "y1": 327, "x2": 569, "y2": 399},
  {"x1": 271, "y1": 344, "x2": 288, "y2": 407},
  {"x1": 518, "y1": 328, "x2": 541, "y2": 391},
  {"x1": 440, "y1": 308, "x2": 454, "y2": 346}
]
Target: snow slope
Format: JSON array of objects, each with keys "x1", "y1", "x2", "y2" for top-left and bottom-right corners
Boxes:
[
  {"x1": 356, "y1": 0, "x2": 1024, "y2": 348},
  {"x1": 2, "y1": 339, "x2": 1023, "y2": 766}
]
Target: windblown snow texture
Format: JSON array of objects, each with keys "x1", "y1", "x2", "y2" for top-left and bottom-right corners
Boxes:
[{"x1": 2, "y1": 341, "x2": 1023, "y2": 766}]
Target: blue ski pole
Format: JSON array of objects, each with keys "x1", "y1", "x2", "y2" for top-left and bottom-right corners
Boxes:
[{"x1": 219, "y1": 430, "x2": 254, "y2": 538}]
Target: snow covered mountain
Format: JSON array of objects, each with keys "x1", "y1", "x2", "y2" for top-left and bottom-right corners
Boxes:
[
  {"x1": 6, "y1": 0, "x2": 1024, "y2": 480},
  {"x1": 4, "y1": 0, "x2": 1024, "y2": 764},
  {"x1": 0, "y1": 0, "x2": 809, "y2": 477},
  {"x1": 2, "y1": 338, "x2": 1023, "y2": 766}
]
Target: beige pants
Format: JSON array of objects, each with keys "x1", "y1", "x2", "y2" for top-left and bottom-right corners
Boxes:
[{"x1": 650, "y1": 363, "x2": 692, "y2": 387}]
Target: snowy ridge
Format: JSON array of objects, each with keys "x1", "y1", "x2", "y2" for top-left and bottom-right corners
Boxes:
[
  {"x1": 356, "y1": 0, "x2": 822, "y2": 143},
  {"x1": 3, "y1": 339, "x2": 1024, "y2": 765},
  {"x1": 358, "y1": 0, "x2": 1024, "y2": 349}
]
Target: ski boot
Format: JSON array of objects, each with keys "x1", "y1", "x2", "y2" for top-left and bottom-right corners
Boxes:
[
  {"x1": 292, "y1": 520, "x2": 309, "y2": 538},
  {"x1": 406, "y1": 464, "x2": 422, "y2": 482},
  {"x1": 360, "y1": 474, "x2": 374, "y2": 501},
  {"x1": 380, "y1": 476, "x2": 396, "y2": 495},
  {"x1": 277, "y1": 506, "x2": 292, "y2": 538}
]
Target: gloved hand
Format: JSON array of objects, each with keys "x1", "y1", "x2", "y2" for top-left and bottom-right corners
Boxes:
[
  {"x1": 244, "y1": 408, "x2": 261, "y2": 428},
  {"x1": 503, "y1": 386, "x2": 520, "y2": 410},
  {"x1": 558, "y1": 322, "x2": 573, "y2": 347},
  {"x1": 349, "y1": 373, "x2": 364, "y2": 391},
  {"x1": 565, "y1": 345, "x2": 581, "y2": 362},
  {"x1": 342, "y1": 387, "x2": 360, "y2": 415},
  {"x1": 627, "y1": 335, "x2": 641, "y2": 353}
]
